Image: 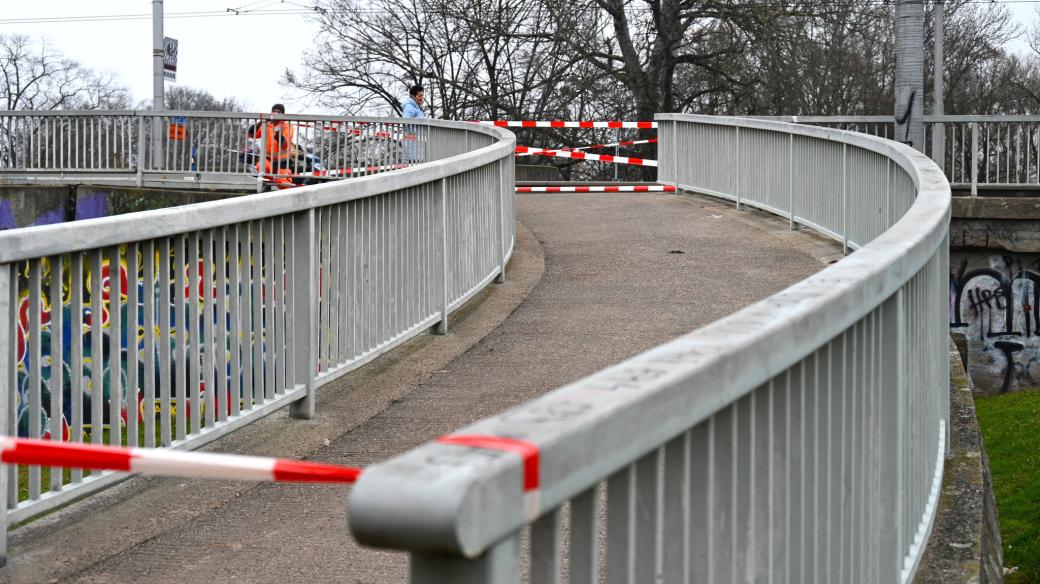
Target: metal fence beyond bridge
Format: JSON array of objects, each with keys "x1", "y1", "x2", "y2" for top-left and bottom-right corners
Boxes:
[
  {"x1": 0, "y1": 110, "x2": 462, "y2": 191},
  {"x1": 348, "y1": 114, "x2": 951, "y2": 583}
]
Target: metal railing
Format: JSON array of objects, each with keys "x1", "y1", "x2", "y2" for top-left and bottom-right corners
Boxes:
[
  {"x1": 348, "y1": 115, "x2": 950, "y2": 583},
  {"x1": 763, "y1": 114, "x2": 1040, "y2": 195},
  {"x1": 0, "y1": 110, "x2": 441, "y2": 191},
  {"x1": 0, "y1": 116, "x2": 515, "y2": 563}
]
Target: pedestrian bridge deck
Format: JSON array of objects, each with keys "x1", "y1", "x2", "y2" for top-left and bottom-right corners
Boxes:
[{"x1": 1, "y1": 191, "x2": 836, "y2": 583}]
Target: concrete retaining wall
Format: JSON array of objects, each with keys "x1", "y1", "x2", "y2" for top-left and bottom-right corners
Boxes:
[
  {"x1": 915, "y1": 339, "x2": 1003, "y2": 583},
  {"x1": 0, "y1": 185, "x2": 242, "y2": 231}
]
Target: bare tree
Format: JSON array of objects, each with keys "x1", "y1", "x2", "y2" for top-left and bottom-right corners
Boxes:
[
  {"x1": 164, "y1": 86, "x2": 245, "y2": 112},
  {"x1": 0, "y1": 34, "x2": 129, "y2": 111}
]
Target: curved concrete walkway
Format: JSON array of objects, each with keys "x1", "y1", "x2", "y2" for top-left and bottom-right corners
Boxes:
[{"x1": 2, "y1": 192, "x2": 839, "y2": 583}]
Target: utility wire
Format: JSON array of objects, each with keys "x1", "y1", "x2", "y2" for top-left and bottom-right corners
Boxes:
[{"x1": 0, "y1": 0, "x2": 1034, "y2": 25}]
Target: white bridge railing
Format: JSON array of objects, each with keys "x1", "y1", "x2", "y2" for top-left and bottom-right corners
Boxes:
[
  {"x1": 0, "y1": 115, "x2": 515, "y2": 564},
  {"x1": 349, "y1": 115, "x2": 951, "y2": 583},
  {"x1": 764, "y1": 114, "x2": 1040, "y2": 195}
]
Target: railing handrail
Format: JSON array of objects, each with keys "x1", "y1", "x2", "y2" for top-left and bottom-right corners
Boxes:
[
  {"x1": 754, "y1": 113, "x2": 1040, "y2": 123},
  {"x1": 0, "y1": 117, "x2": 512, "y2": 263},
  {"x1": 348, "y1": 114, "x2": 950, "y2": 561},
  {"x1": 0, "y1": 110, "x2": 444, "y2": 123}
]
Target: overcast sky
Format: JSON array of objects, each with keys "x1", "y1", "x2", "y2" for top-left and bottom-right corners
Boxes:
[
  {"x1": 0, "y1": 1, "x2": 1038, "y2": 115},
  {"x1": 0, "y1": 1, "x2": 326, "y2": 113}
]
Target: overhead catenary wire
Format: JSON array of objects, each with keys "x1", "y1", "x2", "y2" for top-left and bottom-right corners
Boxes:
[{"x1": 0, "y1": 0, "x2": 1033, "y2": 25}]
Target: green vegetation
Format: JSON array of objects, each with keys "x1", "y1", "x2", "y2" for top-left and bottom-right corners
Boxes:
[{"x1": 976, "y1": 390, "x2": 1040, "y2": 583}]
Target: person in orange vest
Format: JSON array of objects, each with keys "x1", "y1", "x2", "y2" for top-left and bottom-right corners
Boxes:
[{"x1": 247, "y1": 103, "x2": 296, "y2": 188}]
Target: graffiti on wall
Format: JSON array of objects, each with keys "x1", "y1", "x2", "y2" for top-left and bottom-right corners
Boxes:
[
  {"x1": 950, "y1": 254, "x2": 1040, "y2": 394},
  {"x1": 13, "y1": 250, "x2": 274, "y2": 441}
]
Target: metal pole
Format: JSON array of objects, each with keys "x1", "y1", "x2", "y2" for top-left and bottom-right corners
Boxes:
[
  {"x1": 931, "y1": 1, "x2": 945, "y2": 165},
  {"x1": 151, "y1": 0, "x2": 164, "y2": 168},
  {"x1": 895, "y1": 0, "x2": 925, "y2": 152}
]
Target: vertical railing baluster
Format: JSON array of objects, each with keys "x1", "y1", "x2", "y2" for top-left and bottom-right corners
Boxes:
[
  {"x1": 606, "y1": 465, "x2": 635, "y2": 583},
  {"x1": 126, "y1": 245, "x2": 138, "y2": 448},
  {"x1": 229, "y1": 224, "x2": 243, "y2": 418},
  {"x1": 107, "y1": 246, "x2": 122, "y2": 447},
  {"x1": 49, "y1": 254, "x2": 64, "y2": 488},
  {"x1": 530, "y1": 508, "x2": 561, "y2": 584},
  {"x1": 570, "y1": 485, "x2": 600, "y2": 584},
  {"x1": 159, "y1": 238, "x2": 173, "y2": 446},
  {"x1": 203, "y1": 229, "x2": 216, "y2": 428},
  {"x1": 143, "y1": 241, "x2": 156, "y2": 448},
  {"x1": 879, "y1": 289, "x2": 906, "y2": 581},
  {"x1": 971, "y1": 122, "x2": 979, "y2": 197},
  {"x1": 27, "y1": 262, "x2": 42, "y2": 497},
  {"x1": 0, "y1": 263, "x2": 11, "y2": 566},
  {"x1": 434, "y1": 178, "x2": 448, "y2": 335},
  {"x1": 216, "y1": 228, "x2": 228, "y2": 424}
]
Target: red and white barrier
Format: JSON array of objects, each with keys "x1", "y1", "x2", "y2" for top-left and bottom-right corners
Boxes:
[
  {"x1": 516, "y1": 185, "x2": 676, "y2": 193},
  {"x1": 479, "y1": 120, "x2": 657, "y2": 129},
  {"x1": 514, "y1": 138, "x2": 658, "y2": 157},
  {"x1": 0, "y1": 437, "x2": 362, "y2": 484},
  {"x1": 310, "y1": 163, "x2": 411, "y2": 178},
  {"x1": 515, "y1": 146, "x2": 657, "y2": 167}
]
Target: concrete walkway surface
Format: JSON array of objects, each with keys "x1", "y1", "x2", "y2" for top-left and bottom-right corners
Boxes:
[{"x1": 2, "y1": 192, "x2": 839, "y2": 583}]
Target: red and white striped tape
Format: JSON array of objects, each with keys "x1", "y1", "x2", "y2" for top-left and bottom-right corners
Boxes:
[
  {"x1": 514, "y1": 138, "x2": 658, "y2": 157},
  {"x1": 515, "y1": 146, "x2": 657, "y2": 167},
  {"x1": 516, "y1": 185, "x2": 676, "y2": 193},
  {"x1": 437, "y1": 434, "x2": 542, "y2": 520},
  {"x1": 479, "y1": 120, "x2": 657, "y2": 129},
  {"x1": 0, "y1": 437, "x2": 362, "y2": 484},
  {"x1": 310, "y1": 163, "x2": 411, "y2": 178}
]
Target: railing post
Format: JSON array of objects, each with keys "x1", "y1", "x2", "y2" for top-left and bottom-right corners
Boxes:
[
  {"x1": 257, "y1": 117, "x2": 268, "y2": 194},
  {"x1": 136, "y1": 115, "x2": 146, "y2": 188},
  {"x1": 879, "y1": 289, "x2": 906, "y2": 582},
  {"x1": 735, "y1": 126, "x2": 742, "y2": 210},
  {"x1": 289, "y1": 209, "x2": 317, "y2": 419},
  {"x1": 434, "y1": 178, "x2": 449, "y2": 335},
  {"x1": 410, "y1": 534, "x2": 521, "y2": 584},
  {"x1": 842, "y1": 143, "x2": 848, "y2": 255},
  {"x1": 495, "y1": 159, "x2": 506, "y2": 284},
  {"x1": 931, "y1": 121, "x2": 945, "y2": 168},
  {"x1": 671, "y1": 120, "x2": 678, "y2": 184},
  {"x1": 970, "y1": 122, "x2": 978, "y2": 197},
  {"x1": 150, "y1": 115, "x2": 163, "y2": 170},
  {"x1": 789, "y1": 132, "x2": 797, "y2": 230},
  {"x1": 0, "y1": 264, "x2": 10, "y2": 568}
]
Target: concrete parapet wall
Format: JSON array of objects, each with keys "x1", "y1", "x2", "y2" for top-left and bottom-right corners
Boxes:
[
  {"x1": 0, "y1": 185, "x2": 243, "y2": 231},
  {"x1": 915, "y1": 339, "x2": 1003, "y2": 583},
  {"x1": 951, "y1": 196, "x2": 1040, "y2": 253}
]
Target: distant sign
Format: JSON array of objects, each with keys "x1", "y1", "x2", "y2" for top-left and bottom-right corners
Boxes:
[
  {"x1": 168, "y1": 116, "x2": 186, "y2": 141},
  {"x1": 163, "y1": 37, "x2": 178, "y2": 82}
]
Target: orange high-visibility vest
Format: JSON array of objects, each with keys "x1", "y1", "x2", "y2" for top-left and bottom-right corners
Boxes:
[{"x1": 251, "y1": 120, "x2": 295, "y2": 160}]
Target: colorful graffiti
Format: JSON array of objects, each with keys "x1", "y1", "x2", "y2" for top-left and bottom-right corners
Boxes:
[
  {"x1": 13, "y1": 250, "x2": 275, "y2": 441},
  {"x1": 950, "y1": 254, "x2": 1040, "y2": 394}
]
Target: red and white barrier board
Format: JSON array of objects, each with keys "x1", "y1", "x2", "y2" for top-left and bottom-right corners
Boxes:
[
  {"x1": 514, "y1": 138, "x2": 658, "y2": 157},
  {"x1": 515, "y1": 146, "x2": 657, "y2": 167},
  {"x1": 516, "y1": 185, "x2": 676, "y2": 193},
  {"x1": 0, "y1": 437, "x2": 362, "y2": 484},
  {"x1": 479, "y1": 120, "x2": 657, "y2": 129}
]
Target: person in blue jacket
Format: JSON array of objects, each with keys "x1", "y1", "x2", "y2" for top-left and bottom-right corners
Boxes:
[{"x1": 402, "y1": 84, "x2": 426, "y2": 162}]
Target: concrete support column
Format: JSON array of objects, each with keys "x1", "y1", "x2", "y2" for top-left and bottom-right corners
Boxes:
[{"x1": 895, "y1": 0, "x2": 925, "y2": 152}]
